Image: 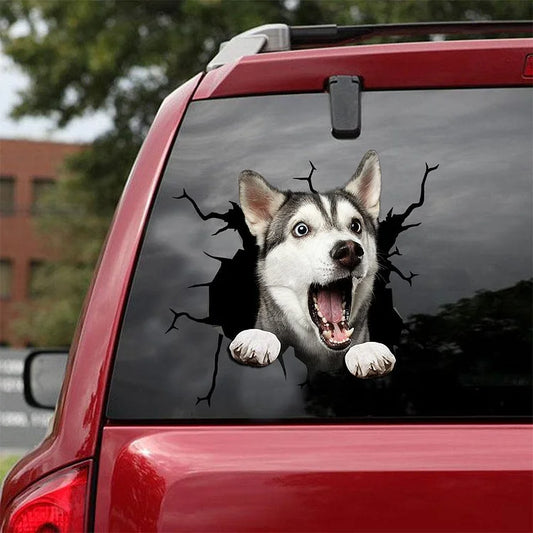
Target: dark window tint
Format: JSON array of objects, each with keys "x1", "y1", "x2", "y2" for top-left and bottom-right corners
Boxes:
[
  {"x1": 31, "y1": 178, "x2": 56, "y2": 215},
  {"x1": 0, "y1": 176, "x2": 15, "y2": 216},
  {"x1": 108, "y1": 89, "x2": 532, "y2": 420},
  {"x1": 0, "y1": 259, "x2": 13, "y2": 300},
  {"x1": 28, "y1": 260, "x2": 46, "y2": 299}
]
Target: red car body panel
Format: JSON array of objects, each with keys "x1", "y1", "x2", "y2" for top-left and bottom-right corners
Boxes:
[
  {"x1": 194, "y1": 39, "x2": 533, "y2": 100},
  {"x1": 94, "y1": 425, "x2": 533, "y2": 532},
  {"x1": 2, "y1": 37, "x2": 532, "y2": 531}
]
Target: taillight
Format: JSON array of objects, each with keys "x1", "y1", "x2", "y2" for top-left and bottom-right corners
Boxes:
[
  {"x1": 524, "y1": 54, "x2": 533, "y2": 78},
  {"x1": 2, "y1": 462, "x2": 90, "y2": 533}
]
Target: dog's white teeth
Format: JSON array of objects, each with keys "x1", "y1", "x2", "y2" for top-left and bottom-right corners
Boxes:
[
  {"x1": 314, "y1": 302, "x2": 324, "y2": 318},
  {"x1": 346, "y1": 328, "x2": 354, "y2": 338},
  {"x1": 322, "y1": 330, "x2": 332, "y2": 340},
  {"x1": 321, "y1": 317, "x2": 328, "y2": 324}
]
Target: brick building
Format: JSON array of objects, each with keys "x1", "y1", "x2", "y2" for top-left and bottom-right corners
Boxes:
[{"x1": 0, "y1": 139, "x2": 84, "y2": 346}]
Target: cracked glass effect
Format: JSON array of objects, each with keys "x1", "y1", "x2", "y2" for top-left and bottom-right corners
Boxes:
[{"x1": 107, "y1": 89, "x2": 532, "y2": 420}]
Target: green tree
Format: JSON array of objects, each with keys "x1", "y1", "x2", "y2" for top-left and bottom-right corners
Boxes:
[{"x1": 1, "y1": 0, "x2": 531, "y2": 345}]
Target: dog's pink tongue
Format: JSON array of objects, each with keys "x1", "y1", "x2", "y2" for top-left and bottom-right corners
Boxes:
[
  {"x1": 332, "y1": 322, "x2": 347, "y2": 341},
  {"x1": 317, "y1": 289, "x2": 344, "y2": 323}
]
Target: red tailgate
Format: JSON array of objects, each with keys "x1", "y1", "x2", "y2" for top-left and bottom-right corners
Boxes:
[{"x1": 94, "y1": 425, "x2": 532, "y2": 532}]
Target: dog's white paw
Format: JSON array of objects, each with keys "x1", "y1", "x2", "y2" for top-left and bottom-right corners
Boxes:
[
  {"x1": 345, "y1": 342, "x2": 396, "y2": 378},
  {"x1": 230, "y1": 329, "x2": 281, "y2": 367}
]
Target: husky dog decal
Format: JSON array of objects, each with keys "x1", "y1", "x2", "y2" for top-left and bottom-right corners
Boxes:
[{"x1": 230, "y1": 150, "x2": 396, "y2": 378}]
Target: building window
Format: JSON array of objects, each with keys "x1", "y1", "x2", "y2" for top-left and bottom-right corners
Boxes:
[
  {"x1": 29, "y1": 260, "x2": 46, "y2": 299},
  {"x1": 32, "y1": 178, "x2": 56, "y2": 215},
  {"x1": 0, "y1": 259, "x2": 13, "y2": 299},
  {"x1": 0, "y1": 176, "x2": 15, "y2": 216}
]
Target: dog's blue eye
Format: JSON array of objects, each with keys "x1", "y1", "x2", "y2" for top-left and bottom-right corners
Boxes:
[
  {"x1": 293, "y1": 222, "x2": 309, "y2": 237},
  {"x1": 351, "y1": 219, "x2": 362, "y2": 233}
]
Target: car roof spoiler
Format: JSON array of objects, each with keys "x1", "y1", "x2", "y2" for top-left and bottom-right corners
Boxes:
[{"x1": 207, "y1": 20, "x2": 533, "y2": 71}]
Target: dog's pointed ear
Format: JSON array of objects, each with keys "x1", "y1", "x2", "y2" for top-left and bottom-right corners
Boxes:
[
  {"x1": 344, "y1": 150, "x2": 382, "y2": 221},
  {"x1": 239, "y1": 170, "x2": 286, "y2": 242}
]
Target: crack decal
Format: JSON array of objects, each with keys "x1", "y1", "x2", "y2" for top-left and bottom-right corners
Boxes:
[{"x1": 166, "y1": 157, "x2": 438, "y2": 405}]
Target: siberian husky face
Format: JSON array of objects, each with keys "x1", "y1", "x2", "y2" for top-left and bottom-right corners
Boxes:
[{"x1": 239, "y1": 150, "x2": 382, "y2": 359}]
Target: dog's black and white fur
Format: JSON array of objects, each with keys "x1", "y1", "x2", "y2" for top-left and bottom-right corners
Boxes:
[{"x1": 230, "y1": 150, "x2": 396, "y2": 378}]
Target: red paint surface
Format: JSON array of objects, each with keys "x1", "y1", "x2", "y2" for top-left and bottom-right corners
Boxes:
[
  {"x1": 0, "y1": 73, "x2": 203, "y2": 515},
  {"x1": 195, "y1": 39, "x2": 533, "y2": 99},
  {"x1": 94, "y1": 425, "x2": 533, "y2": 532}
]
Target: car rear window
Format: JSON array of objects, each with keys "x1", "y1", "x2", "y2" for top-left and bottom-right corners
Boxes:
[{"x1": 107, "y1": 88, "x2": 532, "y2": 421}]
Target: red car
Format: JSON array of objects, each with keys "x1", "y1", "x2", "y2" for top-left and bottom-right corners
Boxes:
[{"x1": 2, "y1": 22, "x2": 532, "y2": 532}]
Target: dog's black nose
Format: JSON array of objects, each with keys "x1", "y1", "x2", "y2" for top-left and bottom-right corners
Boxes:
[{"x1": 330, "y1": 240, "x2": 364, "y2": 270}]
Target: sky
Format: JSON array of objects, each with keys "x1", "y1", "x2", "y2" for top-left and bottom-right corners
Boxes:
[{"x1": 0, "y1": 51, "x2": 111, "y2": 143}]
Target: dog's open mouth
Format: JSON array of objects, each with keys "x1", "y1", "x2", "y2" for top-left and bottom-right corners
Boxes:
[{"x1": 308, "y1": 278, "x2": 353, "y2": 350}]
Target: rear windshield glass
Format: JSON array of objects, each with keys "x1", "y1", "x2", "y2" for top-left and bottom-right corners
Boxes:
[{"x1": 107, "y1": 88, "x2": 532, "y2": 421}]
